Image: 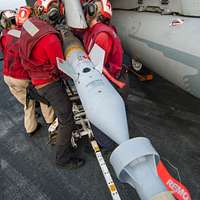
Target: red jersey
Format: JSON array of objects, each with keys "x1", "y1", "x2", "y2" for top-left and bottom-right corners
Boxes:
[
  {"x1": 30, "y1": 33, "x2": 64, "y2": 85},
  {"x1": 19, "y1": 17, "x2": 63, "y2": 86},
  {"x1": 0, "y1": 29, "x2": 29, "y2": 79},
  {"x1": 83, "y1": 23, "x2": 123, "y2": 78}
]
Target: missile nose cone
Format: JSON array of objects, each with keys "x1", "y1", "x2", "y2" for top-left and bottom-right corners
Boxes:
[{"x1": 79, "y1": 76, "x2": 129, "y2": 144}]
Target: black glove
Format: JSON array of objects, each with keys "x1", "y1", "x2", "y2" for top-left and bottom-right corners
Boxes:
[{"x1": 26, "y1": 83, "x2": 50, "y2": 107}]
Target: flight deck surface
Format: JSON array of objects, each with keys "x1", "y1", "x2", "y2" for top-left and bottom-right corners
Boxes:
[{"x1": 0, "y1": 61, "x2": 199, "y2": 200}]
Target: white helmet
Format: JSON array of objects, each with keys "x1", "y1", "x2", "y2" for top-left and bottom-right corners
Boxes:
[
  {"x1": 85, "y1": 0, "x2": 112, "y2": 20},
  {"x1": 34, "y1": 0, "x2": 64, "y2": 22},
  {"x1": 99, "y1": 0, "x2": 112, "y2": 19},
  {"x1": 0, "y1": 10, "x2": 16, "y2": 29}
]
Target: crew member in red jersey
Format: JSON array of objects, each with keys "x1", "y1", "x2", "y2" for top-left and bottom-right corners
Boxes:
[
  {"x1": 83, "y1": 0, "x2": 123, "y2": 79},
  {"x1": 0, "y1": 8, "x2": 55, "y2": 135},
  {"x1": 18, "y1": 0, "x2": 85, "y2": 169},
  {"x1": 81, "y1": 0, "x2": 130, "y2": 150}
]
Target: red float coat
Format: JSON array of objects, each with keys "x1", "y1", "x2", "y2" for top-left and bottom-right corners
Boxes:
[
  {"x1": 83, "y1": 23, "x2": 123, "y2": 78},
  {"x1": 19, "y1": 17, "x2": 64, "y2": 86}
]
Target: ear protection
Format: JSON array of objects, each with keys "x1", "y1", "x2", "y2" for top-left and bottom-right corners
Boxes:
[
  {"x1": 35, "y1": 0, "x2": 64, "y2": 23},
  {"x1": 47, "y1": 6, "x2": 60, "y2": 22},
  {"x1": 87, "y1": 2, "x2": 98, "y2": 17},
  {"x1": 47, "y1": 1, "x2": 64, "y2": 23}
]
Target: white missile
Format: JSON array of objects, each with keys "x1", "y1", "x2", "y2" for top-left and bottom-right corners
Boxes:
[
  {"x1": 57, "y1": 34, "x2": 129, "y2": 144},
  {"x1": 57, "y1": 30, "x2": 175, "y2": 200},
  {"x1": 59, "y1": 1, "x2": 176, "y2": 199}
]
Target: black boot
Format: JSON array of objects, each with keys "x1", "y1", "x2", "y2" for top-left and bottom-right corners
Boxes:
[
  {"x1": 56, "y1": 157, "x2": 85, "y2": 169},
  {"x1": 56, "y1": 145, "x2": 85, "y2": 169},
  {"x1": 27, "y1": 123, "x2": 42, "y2": 136}
]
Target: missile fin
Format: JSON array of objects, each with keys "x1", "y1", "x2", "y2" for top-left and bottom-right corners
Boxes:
[
  {"x1": 56, "y1": 57, "x2": 78, "y2": 80},
  {"x1": 89, "y1": 43, "x2": 105, "y2": 73}
]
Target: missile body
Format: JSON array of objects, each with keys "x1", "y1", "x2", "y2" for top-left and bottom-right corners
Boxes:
[
  {"x1": 57, "y1": 30, "x2": 175, "y2": 200},
  {"x1": 111, "y1": 10, "x2": 200, "y2": 99},
  {"x1": 60, "y1": 1, "x2": 176, "y2": 199},
  {"x1": 57, "y1": 33, "x2": 129, "y2": 144}
]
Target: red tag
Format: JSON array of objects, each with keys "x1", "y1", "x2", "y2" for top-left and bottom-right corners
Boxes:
[{"x1": 157, "y1": 161, "x2": 192, "y2": 200}]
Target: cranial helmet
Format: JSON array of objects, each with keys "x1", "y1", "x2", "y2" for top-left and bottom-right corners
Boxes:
[
  {"x1": 0, "y1": 10, "x2": 16, "y2": 29},
  {"x1": 99, "y1": 0, "x2": 112, "y2": 19},
  {"x1": 86, "y1": 0, "x2": 112, "y2": 20},
  {"x1": 34, "y1": 0, "x2": 64, "y2": 23},
  {"x1": 16, "y1": 6, "x2": 32, "y2": 26}
]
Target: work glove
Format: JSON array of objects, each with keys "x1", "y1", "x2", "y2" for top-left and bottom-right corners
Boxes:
[{"x1": 26, "y1": 83, "x2": 50, "y2": 107}]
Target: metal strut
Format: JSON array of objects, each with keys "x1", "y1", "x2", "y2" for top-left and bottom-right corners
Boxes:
[{"x1": 66, "y1": 81, "x2": 122, "y2": 200}]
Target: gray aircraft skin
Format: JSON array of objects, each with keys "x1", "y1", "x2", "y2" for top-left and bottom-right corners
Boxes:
[{"x1": 111, "y1": 0, "x2": 200, "y2": 99}]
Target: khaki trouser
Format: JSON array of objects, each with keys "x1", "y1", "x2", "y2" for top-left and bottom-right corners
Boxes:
[{"x1": 4, "y1": 76, "x2": 55, "y2": 133}]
